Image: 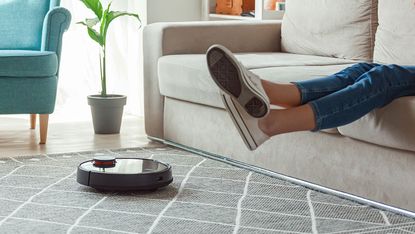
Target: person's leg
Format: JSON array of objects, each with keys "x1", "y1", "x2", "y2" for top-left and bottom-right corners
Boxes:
[
  {"x1": 261, "y1": 63, "x2": 380, "y2": 108},
  {"x1": 258, "y1": 104, "x2": 317, "y2": 135},
  {"x1": 258, "y1": 64, "x2": 415, "y2": 136},
  {"x1": 260, "y1": 82, "x2": 302, "y2": 108}
]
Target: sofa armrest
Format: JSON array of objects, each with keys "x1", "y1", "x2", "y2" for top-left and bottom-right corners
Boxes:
[
  {"x1": 41, "y1": 7, "x2": 71, "y2": 63},
  {"x1": 143, "y1": 21, "x2": 282, "y2": 138}
]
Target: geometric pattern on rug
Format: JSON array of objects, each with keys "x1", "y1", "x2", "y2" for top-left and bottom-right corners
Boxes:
[{"x1": 0, "y1": 146, "x2": 414, "y2": 234}]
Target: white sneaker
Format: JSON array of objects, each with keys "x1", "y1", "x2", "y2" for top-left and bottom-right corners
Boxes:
[
  {"x1": 221, "y1": 93, "x2": 270, "y2": 151},
  {"x1": 207, "y1": 44, "x2": 270, "y2": 118}
]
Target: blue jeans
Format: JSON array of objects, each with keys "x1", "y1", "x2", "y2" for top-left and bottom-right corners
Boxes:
[{"x1": 293, "y1": 63, "x2": 415, "y2": 131}]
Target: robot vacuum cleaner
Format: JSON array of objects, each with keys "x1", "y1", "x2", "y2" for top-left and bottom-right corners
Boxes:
[{"x1": 77, "y1": 156, "x2": 173, "y2": 191}]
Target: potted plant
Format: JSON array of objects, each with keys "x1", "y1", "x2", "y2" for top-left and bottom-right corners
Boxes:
[{"x1": 78, "y1": 0, "x2": 140, "y2": 134}]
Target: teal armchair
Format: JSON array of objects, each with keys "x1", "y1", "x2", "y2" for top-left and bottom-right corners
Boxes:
[{"x1": 0, "y1": 0, "x2": 71, "y2": 144}]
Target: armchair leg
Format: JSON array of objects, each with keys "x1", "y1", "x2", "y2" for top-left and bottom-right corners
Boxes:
[
  {"x1": 30, "y1": 114, "x2": 37, "y2": 129},
  {"x1": 39, "y1": 114, "x2": 49, "y2": 144}
]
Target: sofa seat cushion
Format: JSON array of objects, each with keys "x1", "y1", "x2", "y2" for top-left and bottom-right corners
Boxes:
[
  {"x1": 338, "y1": 97, "x2": 415, "y2": 152},
  {"x1": 0, "y1": 50, "x2": 58, "y2": 77},
  {"x1": 158, "y1": 53, "x2": 355, "y2": 109}
]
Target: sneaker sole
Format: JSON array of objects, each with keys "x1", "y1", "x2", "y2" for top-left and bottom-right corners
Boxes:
[
  {"x1": 207, "y1": 47, "x2": 268, "y2": 118},
  {"x1": 221, "y1": 94, "x2": 257, "y2": 151}
]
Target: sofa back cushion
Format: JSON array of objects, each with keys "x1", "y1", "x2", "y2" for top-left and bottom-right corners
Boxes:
[
  {"x1": 373, "y1": 0, "x2": 415, "y2": 65},
  {"x1": 281, "y1": 0, "x2": 378, "y2": 61},
  {"x1": 0, "y1": 0, "x2": 54, "y2": 50}
]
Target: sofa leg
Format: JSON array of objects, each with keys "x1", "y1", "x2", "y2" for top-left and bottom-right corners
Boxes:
[
  {"x1": 30, "y1": 114, "x2": 37, "y2": 129},
  {"x1": 39, "y1": 114, "x2": 49, "y2": 144}
]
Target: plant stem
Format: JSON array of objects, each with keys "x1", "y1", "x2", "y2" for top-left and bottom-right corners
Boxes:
[{"x1": 100, "y1": 46, "x2": 107, "y2": 96}]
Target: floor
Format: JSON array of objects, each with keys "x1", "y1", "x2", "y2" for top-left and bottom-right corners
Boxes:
[{"x1": 0, "y1": 114, "x2": 161, "y2": 158}]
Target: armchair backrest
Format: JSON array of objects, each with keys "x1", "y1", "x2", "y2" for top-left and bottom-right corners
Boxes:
[{"x1": 0, "y1": 0, "x2": 60, "y2": 50}]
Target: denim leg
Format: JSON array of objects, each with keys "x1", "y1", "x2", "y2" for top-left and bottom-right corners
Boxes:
[
  {"x1": 310, "y1": 64, "x2": 415, "y2": 131},
  {"x1": 293, "y1": 63, "x2": 380, "y2": 104}
]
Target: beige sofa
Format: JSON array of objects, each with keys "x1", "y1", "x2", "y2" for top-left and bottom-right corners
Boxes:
[{"x1": 143, "y1": 0, "x2": 415, "y2": 213}]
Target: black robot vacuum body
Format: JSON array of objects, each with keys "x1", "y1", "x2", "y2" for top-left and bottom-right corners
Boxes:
[{"x1": 77, "y1": 156, "x2": 173, "y2": 191}]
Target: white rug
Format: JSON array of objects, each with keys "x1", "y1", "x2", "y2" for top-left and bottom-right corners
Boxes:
[{"x1": 0, "y1": 146, "x2": 414, "y2": 234}]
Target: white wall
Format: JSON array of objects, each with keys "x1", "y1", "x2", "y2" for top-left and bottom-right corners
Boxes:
[{"x1": 146, "y1": 0, "x2": 202, "y2": 23}]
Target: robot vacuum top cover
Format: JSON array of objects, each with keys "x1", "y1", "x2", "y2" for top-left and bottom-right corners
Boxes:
[{"x1": 77, "y1": 156, "x2": 173, "y2": 191}]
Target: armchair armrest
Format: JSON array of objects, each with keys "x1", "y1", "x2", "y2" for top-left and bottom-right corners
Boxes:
[
  {"x1": 41, "y1": 7, "x2": 71, "y2": 62},
  {"x1": 143, "y1": 21, "x2": 282, "y2": 138}
]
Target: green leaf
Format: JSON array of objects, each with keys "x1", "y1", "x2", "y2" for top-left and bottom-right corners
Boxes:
[
  {"x1": 101, "y1": 9, "x2": 141, "y2": 45},
  {"x1": 77, "y1": 17, "x2": 100, "y2": 28},
  {"x1": 87, "y1": 27, "x2": 103, "y2": 46},
  {"x1": 77, "y1": 17, "x2": 103, "y2": 46},
  {"x1": 107, "y1": 11, "x2": 141, "y2": 26},
  {"x1": 80, "y1": 0, "x2": 103, "y2": 19},
  {"x1": 99, "y1": 2, "x2": 112, "y2": 44}
]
